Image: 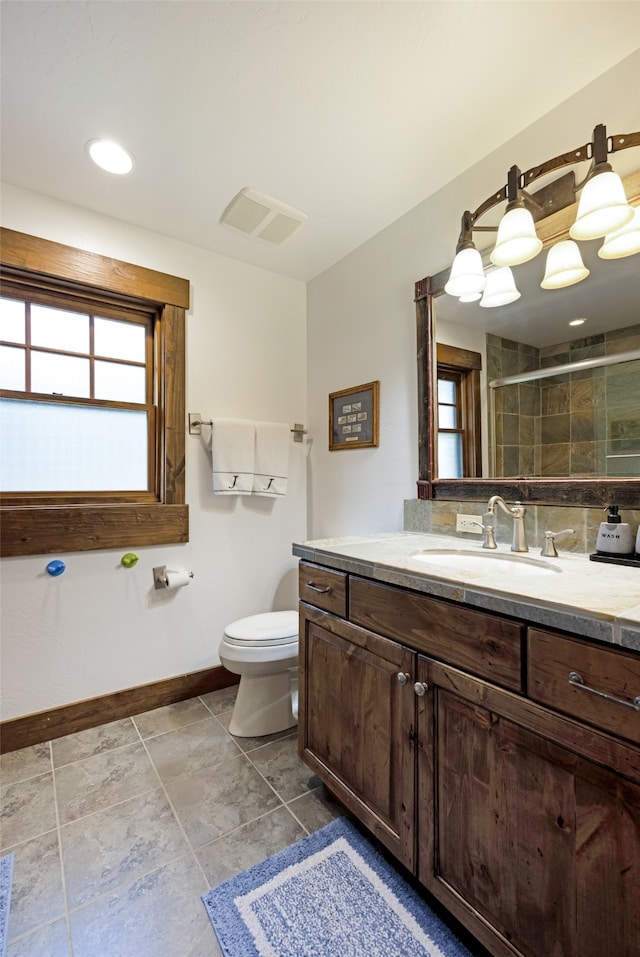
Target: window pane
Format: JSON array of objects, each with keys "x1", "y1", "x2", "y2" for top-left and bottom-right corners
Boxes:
[
  {"x1": 438, "y1": 432, "x2": 463, "y2": 479},
  {"x1": 95, "y1": 316, "x2": 146, "y2": 362},
  {"x1": 31, "y1": 304, "x2": 90, "y2": 353},
  {"x1": 0, "y1": 345, "x2": 25, "y2": 390},
  {"x1": 31, "y1": 351, "x2": 90, "y2": 397},
  {"x1": 438, "y1": 406, "x2": 457, "y2": 429},
  {"x1": 0, "y1": 398, "x2": 148, "y2": 491},
  {"x1": 0, "y1": 297, "x2": 25, "y2": 343},
  {"x1": 95, "y1": 360, "x2": 146, "y2": 403},
  {"x1": 438, "y1": 379, "x2": 456, "y2": 403}
]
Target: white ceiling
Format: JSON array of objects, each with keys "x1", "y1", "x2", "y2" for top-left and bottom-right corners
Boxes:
[{"x1": 2, "y1": 2, "x2": 640, "y2": 282}]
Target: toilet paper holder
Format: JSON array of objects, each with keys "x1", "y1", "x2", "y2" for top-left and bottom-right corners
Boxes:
[{"x1": 153, "y1": 565, "x2": 194, "y2": 590}]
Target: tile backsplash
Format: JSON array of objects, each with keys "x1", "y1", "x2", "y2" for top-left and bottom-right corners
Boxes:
[{"x1": 404, "y1": 499, "x2": 640, "y2": 556}]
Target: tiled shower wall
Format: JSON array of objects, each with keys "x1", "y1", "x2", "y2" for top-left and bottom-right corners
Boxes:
[
  {"x1": 404, "y1": 498, "x2": 640, "y2": 556},
  {"x1": 487, "y1": 323, "x2": 640, "y2": 478}
]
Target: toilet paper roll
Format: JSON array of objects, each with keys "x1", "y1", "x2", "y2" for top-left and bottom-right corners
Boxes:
[{"x1": 165, "y1": 569, "x2": 191, "y2": 590}]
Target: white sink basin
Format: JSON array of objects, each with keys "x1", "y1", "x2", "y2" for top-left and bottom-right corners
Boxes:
[{"x1": 410, "y1": 548, "x2": 562, "y2": 578}]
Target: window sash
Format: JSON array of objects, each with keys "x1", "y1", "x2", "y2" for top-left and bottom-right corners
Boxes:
[{"x1": 1, "y1": 282, "x2": 157, "y2": 502}]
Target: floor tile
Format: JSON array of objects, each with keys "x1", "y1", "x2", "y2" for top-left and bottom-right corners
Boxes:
[
  {"x1": 5, "y1": 830, "x2": 65, "y2": 941},
  {"x1": 199, "y1": 686, "x2": 238, "y2": 716},
  {"x1": 69, "y1": 854, "x2": 219, "y2": 957},
  {"x1": 1, "y1": 773, "x2": 57, "y2": 848},
  {"x1": 54, "y1": 742, "x2": 158, "y2": 824},
  {"x1": 7, "y1": 919, "x2": 71, "y2": 957},
  {"x1": 247, "y1": 733, "x2": 322, "y2": 802},
  {"x1": 287, "y1": 784, "x2": 345, "y2": 833},
  {"x1": 61, "y1": 788, "x2": 189, "y2": 909},
  {"x1": 0, "y1": 742, "x2": 51, "y2": 787},
  {"x1": 164, "y1": 753, "x2": 282, "y2": 848},
  {"x1": 51, "y1": 718, "x2": 139, "y2": 767},
  {"x1": 195, "y1": 805, "x2": 306, "y2": 888},
  {"x1": 132, "y1": 698, "x2": 212, "y2": 739},
  {"x1": 0, "y1": 693, "x2": 358, "y2": 957},
  {"x1": 144, "y1": 717, "x2": 239, "y2": 783}
]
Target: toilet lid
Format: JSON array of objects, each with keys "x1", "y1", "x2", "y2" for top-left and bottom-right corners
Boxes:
[{"x1": 224, "y1": 610, "x2": 298, "y2": 644}]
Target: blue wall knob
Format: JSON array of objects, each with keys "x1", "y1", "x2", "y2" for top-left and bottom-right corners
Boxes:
[{"x1": 46, "y1": 560, "x2": 66, "y2": 577}]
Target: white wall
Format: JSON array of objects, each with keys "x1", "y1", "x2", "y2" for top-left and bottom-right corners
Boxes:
[
  {"x1": 0, "y1": 185, "x2": 307, "y2": 721},
  {"x1": 306, "y1": 50, "x2": 640, "y2": 539}
]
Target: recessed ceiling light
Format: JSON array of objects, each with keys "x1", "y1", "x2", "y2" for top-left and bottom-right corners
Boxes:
[
  {"x1": 86, "y1": 139, "x2": 134, "y2": 174},
  {"x1": 569, "y1": 318, "x2": 586, "y2": 327}
]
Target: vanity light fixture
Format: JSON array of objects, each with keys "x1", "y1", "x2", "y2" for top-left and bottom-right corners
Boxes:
[
  {"x1": 569, "y1": 124, "x2": 634, "y2": 240},
  {"x1": 445, "y1": 123, "x2": 640, "y2": 305},
  {"x1": 443, "y1": 212, "x2": 486, "y2": 298},
  {"x1": 479, "y1": 267, "x2": 520, "y2": 308},
  {"x1": 490, "y1": 166, "x2": 543, "y2": 267},
  {"x1": 540, "y1": 240, "x2": 590, "y2": 290},
  {"x1": 598, "y1": 206, "x2": 640, "y2": 259},
  {"x1": 86, "y1": 139, "x2": 134, "y2": 174}
]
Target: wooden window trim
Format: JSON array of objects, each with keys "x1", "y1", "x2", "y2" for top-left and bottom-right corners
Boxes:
[
  {"x1": 436, "y1": 343, "x2": 482, "y2": 478},
  {"x1": 0, "y1": 228, "x2": 190, "y2": 556}
]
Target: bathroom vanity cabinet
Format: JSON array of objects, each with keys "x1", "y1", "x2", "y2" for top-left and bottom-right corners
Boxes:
[{"x1": 298, "y1": 559, "x2": 640, "y2": 957}]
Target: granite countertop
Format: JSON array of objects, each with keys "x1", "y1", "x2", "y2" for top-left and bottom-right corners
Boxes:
[{"x1": 292, "y1": 532, "x2": 640, "y2": 652}]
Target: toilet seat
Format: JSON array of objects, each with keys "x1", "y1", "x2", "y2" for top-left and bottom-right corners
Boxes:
[{"x1": 224, "y1": 610, "x2": 298, "y2": 647}]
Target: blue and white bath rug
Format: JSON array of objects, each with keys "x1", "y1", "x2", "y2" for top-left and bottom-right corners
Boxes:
[
  {"x1": 202, "y1": 817, "x2": 472, "y2": 956},
  {"x1": 0, "y1": 853, "x2": 14, "y2": 957}
]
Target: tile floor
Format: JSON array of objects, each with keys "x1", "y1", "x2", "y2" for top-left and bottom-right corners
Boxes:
[{"x1": 0, "y1": 686, "x2": 343, "y2": 956}]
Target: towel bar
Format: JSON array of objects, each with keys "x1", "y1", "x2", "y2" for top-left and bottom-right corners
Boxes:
[{"x1": 188, "y1": 413, "x2": 308, "y2": 441}]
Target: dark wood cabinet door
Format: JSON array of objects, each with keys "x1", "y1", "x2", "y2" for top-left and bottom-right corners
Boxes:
[
  {"x1": 299, "y1": 604, "x2": 417, "y2": 869},
  {"x1": 417, "y1": 659, "x2": 640, "y2": 957}
]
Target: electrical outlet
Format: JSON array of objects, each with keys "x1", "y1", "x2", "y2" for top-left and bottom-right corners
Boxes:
[{"x1": 456, "y1": 513, "x2": 483, "y2": 533}]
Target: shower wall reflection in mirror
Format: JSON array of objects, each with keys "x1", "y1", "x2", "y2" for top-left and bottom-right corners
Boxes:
[{"x1": 488, "y1": 324, "x2": 640, "y2": 478}]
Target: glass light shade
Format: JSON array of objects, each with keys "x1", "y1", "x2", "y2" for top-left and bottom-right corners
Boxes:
[
  {"x1": 541, "y1": 241, "x2": 590, "y2": 289},
  {"x1": 598, "y1": 207, "x2": 640, "y2": 259},
  {"x1": 459, "y1": 291, "x2": 482, "y2": 303},
  {"x1": 444, "y1": 247, "x2": 486, "y2": 298},
  {"x1": 479, "y1": 267, "x2": 520, "y2": 308},
  {"x1": 490, "y1": 206, "x2": 543, "y2": 266},
  {"x1": 569, "y1": 169, "x2": 634, "y2": 240}
]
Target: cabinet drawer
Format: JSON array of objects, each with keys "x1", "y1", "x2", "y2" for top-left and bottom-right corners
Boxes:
[
  {"x1": 528, "y1": 629, "x2": 640, "y2": 745},
  {"x1": 350, "y1": 577, "x2": 523, "y2": 691},
  {"x1": 298, "y1": 561, "x2": 347, "y2": 617}
]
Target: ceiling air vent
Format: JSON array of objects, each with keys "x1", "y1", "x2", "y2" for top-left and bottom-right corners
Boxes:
[{"x1": 220, "y1": 187, "x2": 307, "y2": 244}]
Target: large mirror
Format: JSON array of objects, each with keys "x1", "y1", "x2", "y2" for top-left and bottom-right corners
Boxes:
[{"x1": 416, "y1": 167, "x2": 640, "y2": 507}]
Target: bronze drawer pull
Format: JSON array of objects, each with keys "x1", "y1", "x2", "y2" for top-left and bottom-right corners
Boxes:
[
  {"x1": 305, "y1": 582, "x2": 333, "y2": 594},
  {"x1": 568, "y1": 671, "x2": 640, "y2": 711}
]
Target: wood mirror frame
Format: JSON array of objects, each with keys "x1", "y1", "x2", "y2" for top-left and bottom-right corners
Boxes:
[{"x1": 415, "y1": 169, "x2": 640, "y2": 507}]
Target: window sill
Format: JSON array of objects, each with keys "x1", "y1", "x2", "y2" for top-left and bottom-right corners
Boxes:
[{"x1": 0, "y1": 504, "x2": 189, "y2": 557}]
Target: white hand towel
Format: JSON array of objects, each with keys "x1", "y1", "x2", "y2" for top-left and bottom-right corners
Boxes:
[
  {"x1": 210, "y1": 418, "x2": 255, "y2": 494},
  {"x1": 253, "y1": 421, "x2": 289, "y2": 497}
]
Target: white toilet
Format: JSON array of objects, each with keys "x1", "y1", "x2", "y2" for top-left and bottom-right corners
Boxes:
[{"x1": 218, "y1": 610, "x2": 299, "y2": 737}]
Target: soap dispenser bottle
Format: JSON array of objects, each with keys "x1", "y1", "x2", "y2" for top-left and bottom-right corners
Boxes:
[{"x1": 596, "y1": 505, "x2": 634, "y2": 556}]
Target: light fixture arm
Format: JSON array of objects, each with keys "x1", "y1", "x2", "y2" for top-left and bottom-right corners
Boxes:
[{"x1": 463, "y1": 125, "x2": 640, "y2": 238}]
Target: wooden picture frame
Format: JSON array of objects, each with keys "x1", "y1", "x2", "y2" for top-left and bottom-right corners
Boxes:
[{"x1": 329, "y1": 380, "x2": 379, "y2": 451}]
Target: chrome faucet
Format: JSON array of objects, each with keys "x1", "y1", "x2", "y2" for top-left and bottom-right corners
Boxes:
[{"x1": 486, "y1": 496, "x2": 528, "y2": 552}]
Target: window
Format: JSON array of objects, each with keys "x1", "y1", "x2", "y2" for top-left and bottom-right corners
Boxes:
[
  {"x1": 0, "y1": 228, "x2": 189, "y2": 556},
  {"x1": 436, "y1": 344, "x2": 482, "y2": 479}
]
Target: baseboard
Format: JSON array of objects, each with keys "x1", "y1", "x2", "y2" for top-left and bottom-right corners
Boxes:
[{"x1": 0, "y1": 665, "x2": 239, "y2": 754}]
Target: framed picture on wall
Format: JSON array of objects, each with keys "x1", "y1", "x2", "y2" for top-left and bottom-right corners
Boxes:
[{"x1": 329, "y1": 381, "x2": 379, "y2": 451}]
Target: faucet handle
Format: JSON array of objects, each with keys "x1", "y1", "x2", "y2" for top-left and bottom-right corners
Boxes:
[
  {"x1": 541, "y1": 528, "x2": 575, "y2": 558},
  {"x1": 482, "y1": 524, "x2": 497, "y2": 550}
]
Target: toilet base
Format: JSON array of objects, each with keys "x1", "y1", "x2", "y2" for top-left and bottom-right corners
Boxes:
[{"x1": 229, "y1": 670, "x2": 297, "y2": 737}]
